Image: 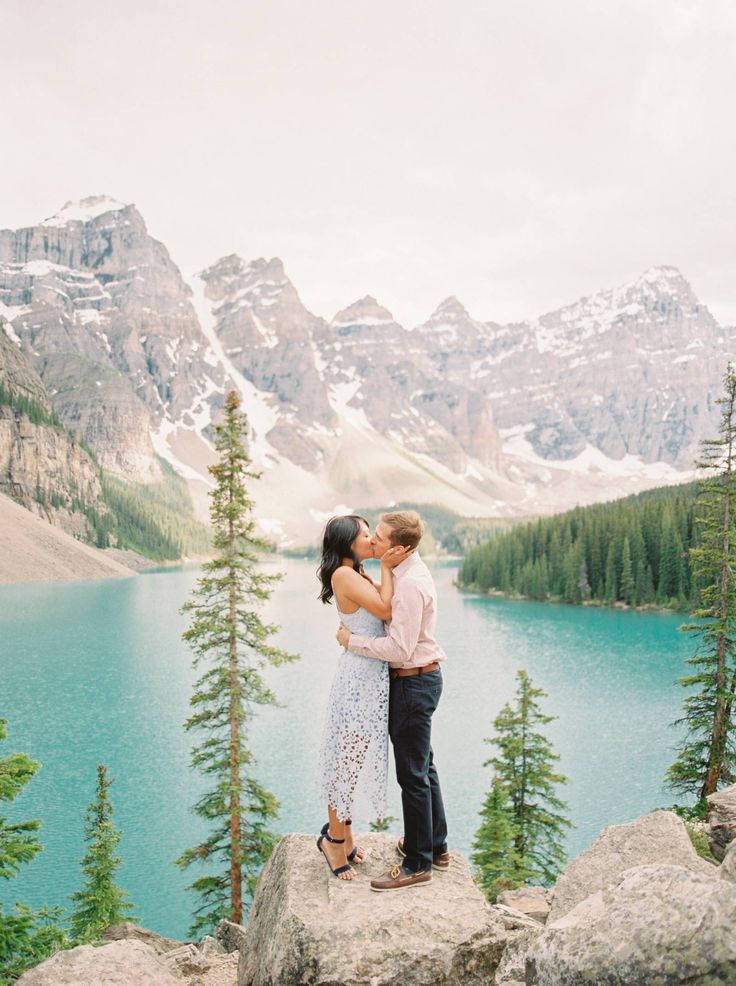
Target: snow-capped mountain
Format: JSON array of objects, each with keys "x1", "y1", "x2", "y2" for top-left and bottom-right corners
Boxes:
[
  {"x1": 0, "y1": 196, "x2": 227, "y2": 478},
  {"x1": 472, "y1": 265, "x2": 724, "y2": 468},
  {"x1": 1, "y1": 196, "x2": 731, "y2": 543}
]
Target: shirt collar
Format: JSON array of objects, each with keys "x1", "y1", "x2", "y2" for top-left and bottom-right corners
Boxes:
[{"x1": 393, "y1": 550, "x2": 421, "y2": 579}]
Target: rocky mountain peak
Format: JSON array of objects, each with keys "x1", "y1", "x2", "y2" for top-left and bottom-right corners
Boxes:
[
  {"x1": 248, "y1": 256, "x2": 286, "y2": 280},
  {"x1": 428, "y1": 296, "x2": 471, "y2": 322},
  {"x1": 331, "y1": 295, "x2": 396, "y2": 327},
  {"x1": 200, "y1": 253, "x2": 247, "y2": 279},
  {"x1": 40, "y1": 195, "x2": 130, "y2": 227},
  {"x1": 635, "y1": 264, "x2": 684, "y2": 285},
  {"x1": 629, "y1": 264, "x2": 698, "y2": 303},
  {"x1": 538, "y1": 264, "x2": 707, "y2": 342},
  {"x1": 201, "y1": 255, "x2": 300, "y2": 323}
]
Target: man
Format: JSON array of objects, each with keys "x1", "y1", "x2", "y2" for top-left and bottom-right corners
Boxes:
[{"x1": 336, "y1": 510, "x2": 449, "y2": 891}]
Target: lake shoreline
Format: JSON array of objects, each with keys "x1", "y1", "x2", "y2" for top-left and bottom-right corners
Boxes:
[
  {"x1": 0, "y1": 491, "x2": 138, "y2": 586},
  {"x1": 457, "y1": 582, "x2": 690, "y2": 617}
]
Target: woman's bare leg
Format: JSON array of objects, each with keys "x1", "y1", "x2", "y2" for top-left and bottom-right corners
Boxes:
[
  {"x1": 335, "y1": 732, "x2": 370, "y2": 862},
  {"x1": 344, "y1": 820, "x2": 366, "y2": 862},
  {"x1": 319, "y1": 806, "x2": 353, "y2": 880}
]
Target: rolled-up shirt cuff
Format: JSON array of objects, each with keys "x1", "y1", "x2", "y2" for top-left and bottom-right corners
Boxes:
[{"x1": 348, "y1": 633, "x2": 401, "y2": 663}]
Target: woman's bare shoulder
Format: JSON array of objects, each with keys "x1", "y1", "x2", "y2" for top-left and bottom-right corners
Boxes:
[{"x1": 331, "y1": 566, "x2": 361, "y2": 585}]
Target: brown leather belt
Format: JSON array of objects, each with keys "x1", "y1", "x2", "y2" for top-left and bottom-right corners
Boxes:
[{"x1": 389, "y1": 662, "x2": 440, "y2": 679}]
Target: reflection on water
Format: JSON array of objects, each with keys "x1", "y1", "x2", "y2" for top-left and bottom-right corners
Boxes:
[{"x1": 0, "y1": 559, "x2": 690, "y2": 939}]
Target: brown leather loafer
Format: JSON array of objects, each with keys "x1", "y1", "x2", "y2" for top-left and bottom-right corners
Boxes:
[
  {"x1": 370, "y1": 864, "x2": 432, "y2": 892},
  {"x1": 397, "y1": 837, "x2": 450, "y2": 870}
]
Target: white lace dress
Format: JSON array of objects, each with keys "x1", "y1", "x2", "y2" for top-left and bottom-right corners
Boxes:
[{"x1": 317, "y1": 606, "x2": 389, "y2": 822}]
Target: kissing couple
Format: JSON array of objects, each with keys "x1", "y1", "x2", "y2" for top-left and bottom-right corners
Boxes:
[{"x1": 315, "y1": 510, "x2": 449, "y2": 892}]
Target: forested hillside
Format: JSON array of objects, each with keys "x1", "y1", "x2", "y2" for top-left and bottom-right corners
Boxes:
[
  {"x1": 0, "y1": 383, "x2": 209, "y2": 563},
  {"x1": 100, "y1": 461, "x2": 212, "y2": 561},
  {"x1": 458, "y1": 482, "x2": 700, "y2": 611}
]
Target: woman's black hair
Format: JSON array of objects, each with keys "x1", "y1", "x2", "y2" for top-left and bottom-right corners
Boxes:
[{"x1": 317, "y1": 514, "x2": 369, "y2": 604}]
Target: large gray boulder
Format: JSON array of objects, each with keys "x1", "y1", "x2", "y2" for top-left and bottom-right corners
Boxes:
[
  {"x1": 548, "y1": 809, "x2": 716, "y2": 921},
  {"x1": 707, "y1": 782, "x2": 736, "y2": 861},
  {"x1": 238, "y1": 833, "x2": 507, "y2": 986},
  {"x1": 493, "y1": 927, "x2": 542, "y2": 985},
  {"x1": 15, "y1": 938, "x2": 181, "y2": 985},
  {"x1": 496, "y1": 886, "x2": 551, "y2": 924},
  {"x1": 101, "y1": 921, "x2": 184, "y2": 954},
  {"x1": 491, "y1": 904, "x2": 543, "y2": 932},
  {"x1": 526, "y1": 863, "x2": 736, "y2": 985},
  {"x1": 216, "y1": 918, "x2": 248, "y2": 954}
]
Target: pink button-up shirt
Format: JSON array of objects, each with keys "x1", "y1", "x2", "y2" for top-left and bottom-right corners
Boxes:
[{"x1": 347, "y1": 552, "x2": 447, "y2": 670}]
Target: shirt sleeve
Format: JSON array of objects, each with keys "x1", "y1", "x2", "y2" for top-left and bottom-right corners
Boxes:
[{"x1": 348, "y1": 582, "x2": 424, "y2": 663}]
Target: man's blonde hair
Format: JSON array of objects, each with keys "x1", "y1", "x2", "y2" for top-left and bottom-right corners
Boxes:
[{"x1": 380, "y1": 510, "x2": 424, "y2": 550}]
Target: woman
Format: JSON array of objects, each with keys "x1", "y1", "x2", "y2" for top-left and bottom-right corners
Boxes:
[{"x1": 315, "y1": 514, "x2": 406, "y2": 881}]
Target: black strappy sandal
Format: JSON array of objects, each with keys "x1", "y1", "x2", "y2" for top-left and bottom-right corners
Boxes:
[
  {"x1": 344, "y1": 819, "x2": 368, "y2": 864},
  {"x1": 317, "y1": 824, "x2": 354, "y2": 879}
]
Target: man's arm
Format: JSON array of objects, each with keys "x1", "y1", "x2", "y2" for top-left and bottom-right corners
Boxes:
[{"x1": 341, "y1": 583, "x2": 424, "y2": 664}]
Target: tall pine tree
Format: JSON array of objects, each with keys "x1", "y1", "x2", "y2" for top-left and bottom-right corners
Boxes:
[
  {"x1": 176, "y1": 390, "x2": 297, "y2": 936},
  {"x1": 666, "y1": 364, "x2": 736, "y2": 803},
  {"x1": 486, "y1": 670, "x2": 572, "y2": 883},
  {"x1": 69, "y1": 764, "x2": 135, "y2": 942}
]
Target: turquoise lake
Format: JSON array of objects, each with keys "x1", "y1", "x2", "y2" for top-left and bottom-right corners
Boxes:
[{"x1": 0, "y1": 559, "x2": 694, "y2": 940}]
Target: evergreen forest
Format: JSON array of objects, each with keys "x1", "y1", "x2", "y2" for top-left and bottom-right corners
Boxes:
[
  {"x1": 459, "y1": 481, "x2": 700, "y2": 611},
  {"x1": 99, "y1": 460, "x2": 212, "y2": 561}
]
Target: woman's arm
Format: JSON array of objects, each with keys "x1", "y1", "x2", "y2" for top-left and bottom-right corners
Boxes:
[
  {"x1": 332, "y1": 567, "x2": 393, "y2": 620},
  {"x1": 377, "y1": 553, "x2": 394, "y2": 615},
  {"x1": 331, "y1": 547, "x2": 409, "y2": 620}
]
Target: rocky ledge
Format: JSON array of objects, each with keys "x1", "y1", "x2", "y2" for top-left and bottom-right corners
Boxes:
[
  {"x1": 14, "y1": 920, "x2": 240, "y2": 986},
  {"x1": 15, "y1": 792, "x2": 736, "y2": 986},
  {"x1": 238, "y1": 832, "x2": 510, "y2": 985}
]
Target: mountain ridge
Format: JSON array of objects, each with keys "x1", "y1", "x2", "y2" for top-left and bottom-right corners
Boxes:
[{"x1": 1, "y1": 196, "x2": 730, "y2": 545}]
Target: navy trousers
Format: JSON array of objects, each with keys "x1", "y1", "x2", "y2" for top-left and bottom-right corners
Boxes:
[{"x1": 388, "y1": 668, "x2": 448, "y2": 872}]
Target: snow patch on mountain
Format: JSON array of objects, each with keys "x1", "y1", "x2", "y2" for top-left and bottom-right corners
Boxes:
[
  {"x1": 151, "y1": 418, "x2": 215, "y2": 486},
  {"x1": 328, "y1": 379, "x2": 372, "y2": 433},
  {"x1": 0, "y1": 319, "x2": 21, "y2": 347},
  {"x1": 187, "y1": 273, "x2": 280, "y2": 465},
  {"x1": 500, "y1": 423, "x2": 694, "y2": 481},
  {"x1": 41, "y1": 196, "x2": 128, "y2": 227}
]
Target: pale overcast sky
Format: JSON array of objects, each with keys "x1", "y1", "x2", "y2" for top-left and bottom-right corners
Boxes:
[{"x1": 4, "y1": 0, "x2": 735, "y2": 327}]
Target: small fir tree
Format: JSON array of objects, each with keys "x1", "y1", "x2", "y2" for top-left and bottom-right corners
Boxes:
[
  {"x1": 0, "y1": 721, "x2": 66, "y2": 982},
  {"x1": 176, "y1": 390, "x2": 297, "y2": 936},
  {"x1": 69, "y1": 764, "x2": 135, "y2": 942},
  {"x1": 487, "y1": 670, "x2": 572, "y2": 883},
  {"x1": 666, "y1": 363, "x2": 736, "y2": 803},
  {"x1": 471, "y1": 775, "x2": 531, "y2": 901}
]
